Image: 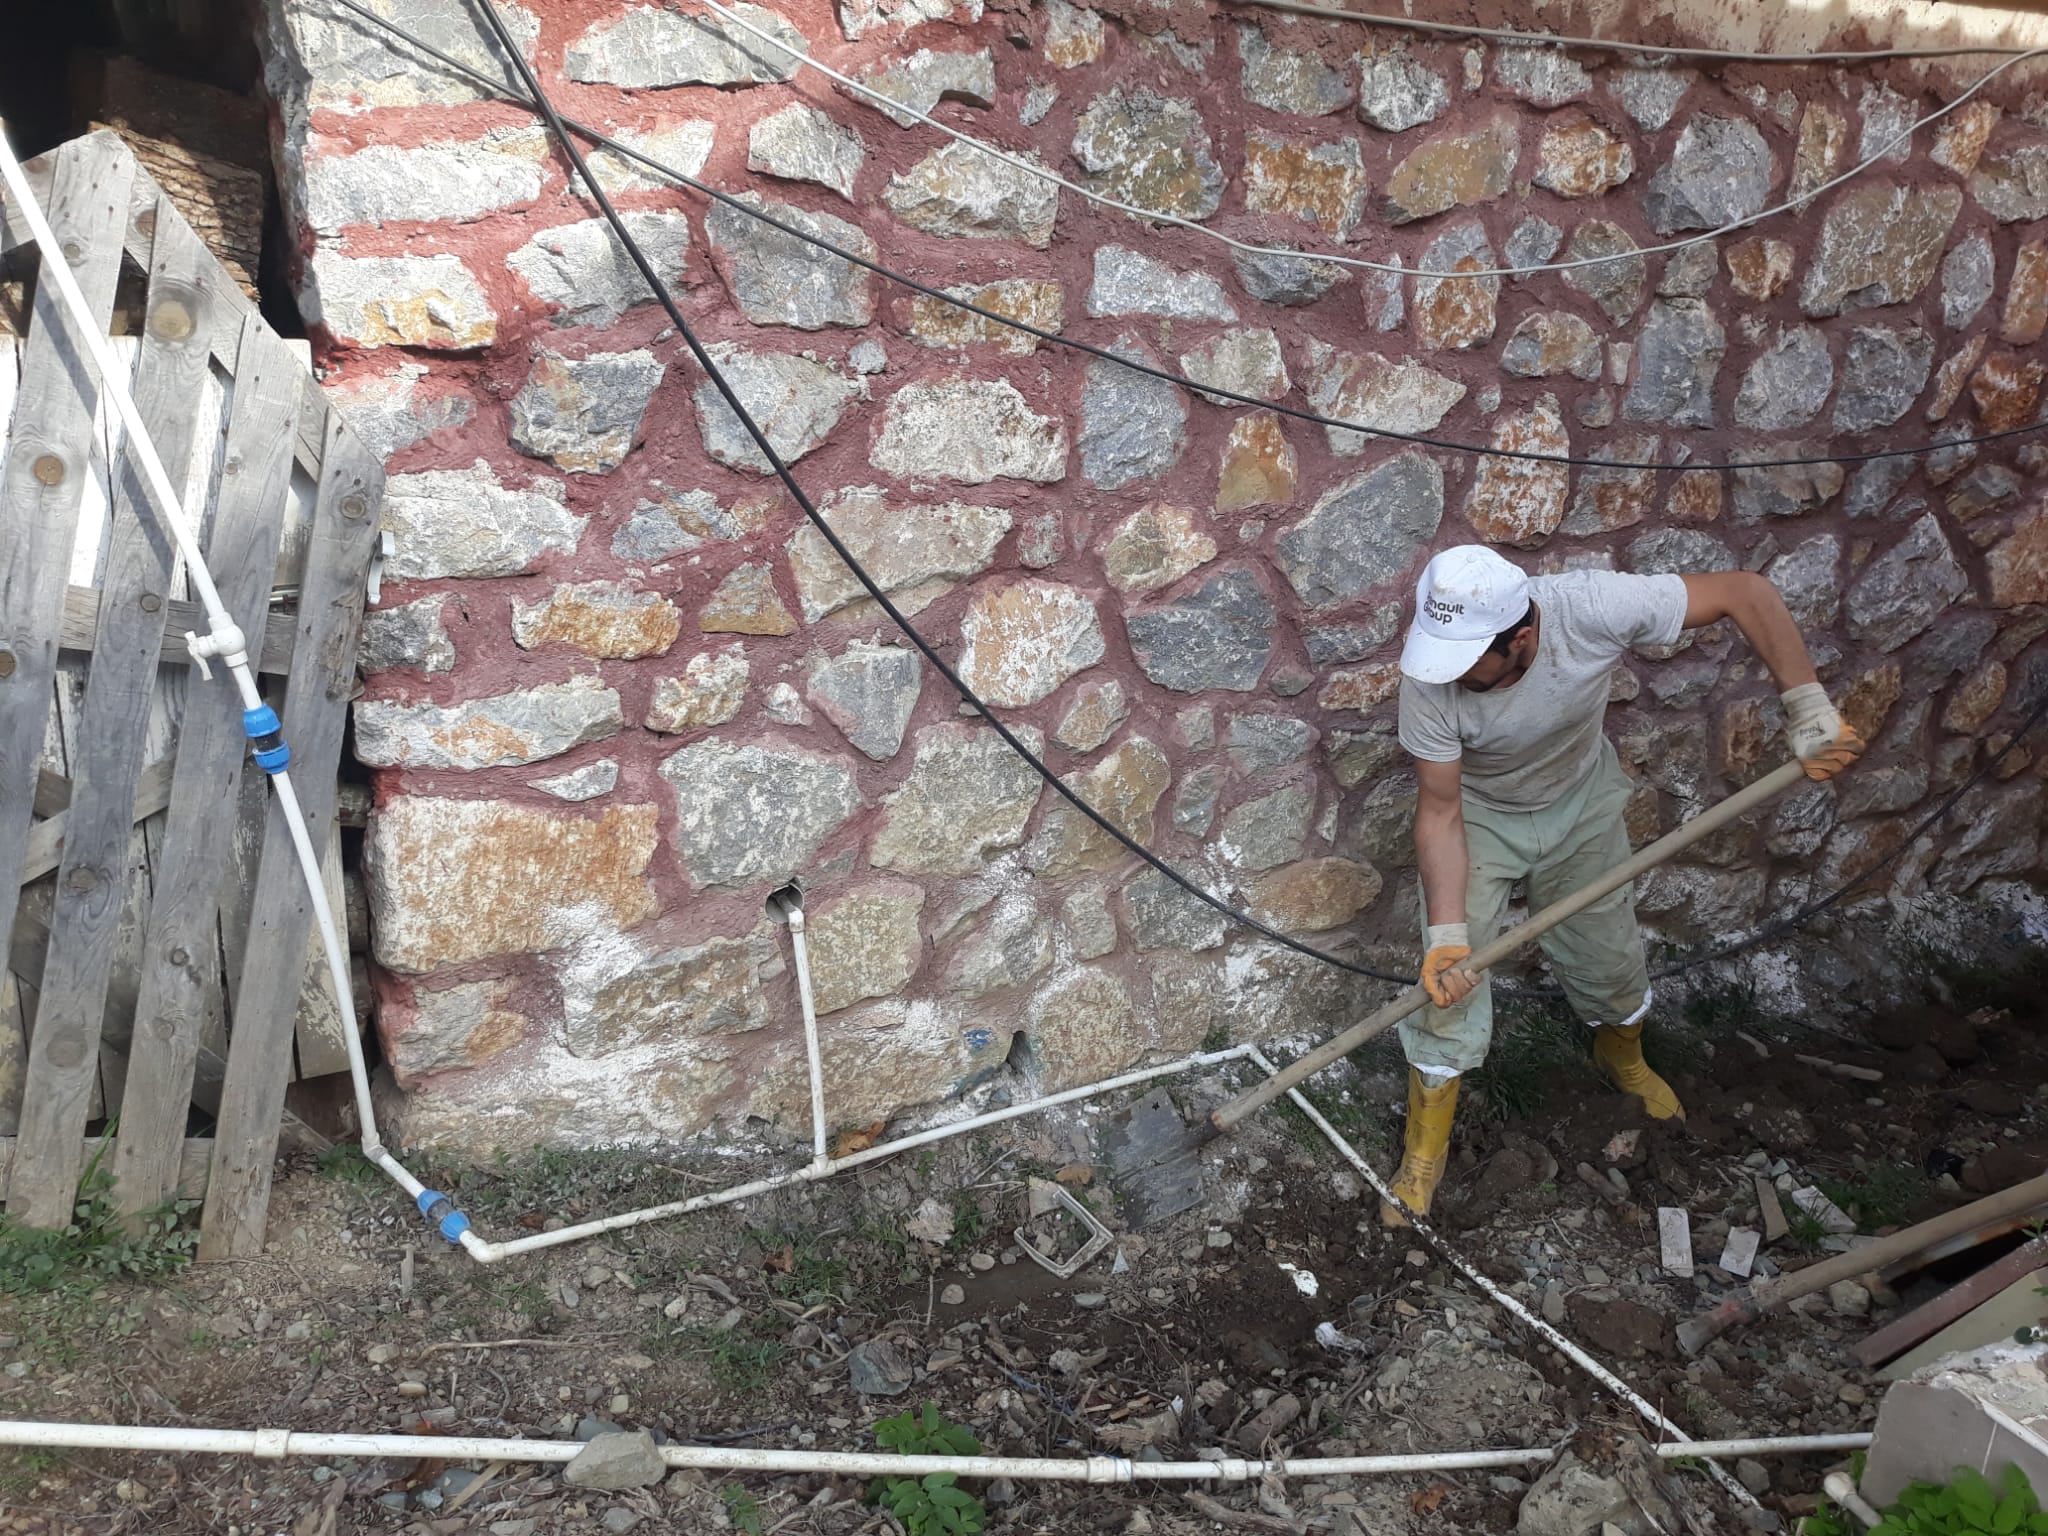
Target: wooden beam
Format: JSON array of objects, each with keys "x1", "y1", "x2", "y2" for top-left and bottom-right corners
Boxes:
[
  {"x1": 10, "y1": 189, "x2": 219, "y2": 1230},
  {"x1": 62, "y1": 584, "x2": 299, "y2": 676}
]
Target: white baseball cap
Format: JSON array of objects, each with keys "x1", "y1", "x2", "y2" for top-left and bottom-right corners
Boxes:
[{"x1": 1399, "y1": 546, "x2": 1532, "y2": 684}]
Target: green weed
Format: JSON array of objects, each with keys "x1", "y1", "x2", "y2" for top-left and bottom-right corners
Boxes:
[
  {"x1": 722, "y1": 1484, "x2": 766, "y2": 1536},
  {"x1": 0, "y1": 1148, "x2": 198, "y2": 1296},
  {"x1": 1786, "y1": 1208, "x2": 1830, "y2": 1253},
  {"x1": 870, "y1": 1403, "x2": 987, "y2": 1536},
  {"x1": 1802, "y1": 1462, "x2": 2046, "y2": 1536},
  {"x1": 314, "y1": 1145, "x2": 382, "y2": 1184}
]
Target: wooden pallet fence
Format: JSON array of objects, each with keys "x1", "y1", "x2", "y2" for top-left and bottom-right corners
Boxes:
[{"x1": 0, "y1": 131, "x2": 382, "y2": 1253}]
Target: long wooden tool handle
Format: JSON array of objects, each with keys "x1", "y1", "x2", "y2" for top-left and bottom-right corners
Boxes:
[
  {"x1": 1210, "y1": 758, "x2": 1809, "y2": 1134},
  {"x1": 1677, "y1": 1169, "x2": 2048, "y2": 1354}
]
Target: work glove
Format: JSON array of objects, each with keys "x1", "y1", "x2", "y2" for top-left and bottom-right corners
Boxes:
[
  {"x1": 1421, "y1": 922, "x2": 1479, "y2": 1010},
  {"x1": 1781, "y1": 683, "x2": 1865, "y2": 782}
]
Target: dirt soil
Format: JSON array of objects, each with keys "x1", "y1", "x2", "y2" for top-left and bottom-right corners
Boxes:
[{"x1": 2, "y1": 990, "x2": 2045, "y2": 1536}]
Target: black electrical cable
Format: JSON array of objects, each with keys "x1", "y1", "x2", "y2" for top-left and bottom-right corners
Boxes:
[
  {"x1": 460, "y1": 0, "x2": 1419, "y2": 986},
  {"x1": 443, "y1": 0, "x2": 2044, "y2": 1011},
  {"x1": 323, "y1": 0, "x2": 2048, "y2": 477}
]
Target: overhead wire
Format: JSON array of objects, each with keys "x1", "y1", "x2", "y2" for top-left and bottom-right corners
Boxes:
[
  {"x1": 317, "y1": 0, "x2": 2048, "y2": 475},
  {"x1": 1224, "y1": 0, "x2": 2048, "y2": 65},
  {"x1": 375, "y1": 0, "x2": 2048, "y2": 1002},
  {"x1": 695, "y1": 0, "x2": 2046, "y2": 286},
  {"x1": 458, "y1": 0, "x2": 1418, "y2": 985}
]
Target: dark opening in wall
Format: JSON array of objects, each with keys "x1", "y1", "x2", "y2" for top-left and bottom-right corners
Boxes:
[{"x1": 0, "y1": 0, "x2": 304, "y2": 340}]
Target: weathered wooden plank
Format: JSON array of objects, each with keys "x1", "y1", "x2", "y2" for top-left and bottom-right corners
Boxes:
[
  {"x1": 8, "y1": 191, "x2": 220, "y2": 1228},
  {"x1": 200, "y1": 413, "x2": 380, "y2": 1260},
  {"x1": 0, "y1": 971, "x2": 25, "y2": 1138},
  {"x1": 18, "y1": 754, "x2": 176, "y2": 887},
  {"x1": 0, "y1": 137, "x2": 138, "y2": 1095},
  {"x1": 113, "y1": 314, "x2": 300, "y2": 1218},
  {"x1": 0, "y1": 1137, "x2": 211, "y2": 1202},
  {"x1": 61, "y1": 584, "x2": 299, "y2": 675}
]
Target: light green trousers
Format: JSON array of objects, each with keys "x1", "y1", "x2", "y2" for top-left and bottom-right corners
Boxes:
[{"x1": 1401, "y1": 740, "x2": 1652, "y2": 1078}]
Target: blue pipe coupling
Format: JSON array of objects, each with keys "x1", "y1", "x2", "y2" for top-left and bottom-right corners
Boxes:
[
  {"x1": 242, "y1": 704, "x2": 291, "y2": 774},
  {"x1": 416, "y1": 1189, "x2": 472, "y2": 1243}
]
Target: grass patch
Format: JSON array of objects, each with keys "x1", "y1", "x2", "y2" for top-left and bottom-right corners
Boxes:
[
  {"x1": 0, "y1": 1448, "x2": 64, "y2": 1499},
  {"x1": 689, "y1": 1325, "x2": 788, "y2": 1393},
  {"x1": 1467, "y1": 995, "x2": 1583, "y2": 1126},
  {"x1": 0, "y1": 1149, "x2": 198, "y2": 1297},
  {"x1": 754, "y1": 1227, "x2": 850, "y2": 1306},
  {"x1": 1820, "y1": 1162, "x2": 1924, "y2": 1232}
]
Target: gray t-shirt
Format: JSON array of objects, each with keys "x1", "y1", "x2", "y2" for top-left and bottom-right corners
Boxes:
[{"x1": 1398, "y1": 570, "x2": 1688, "y2": 813}]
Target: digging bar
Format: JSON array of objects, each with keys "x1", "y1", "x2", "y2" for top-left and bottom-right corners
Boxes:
[
  {"x1": 1207, "y1": 758, "x2": 1810, "y2": 1137},
  {"x1": 1676, "y1": 1169, "x2": 2048, "y2": 1355}
]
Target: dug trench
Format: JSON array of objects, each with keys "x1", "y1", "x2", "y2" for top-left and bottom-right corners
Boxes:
[{"x1": 1, "y1": 985, "x2": 2044, "y2": 1534}]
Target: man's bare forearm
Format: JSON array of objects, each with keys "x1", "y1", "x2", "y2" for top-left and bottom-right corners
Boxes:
[{"x1": 1416, "y1": 800, "x2": 1469, "y2": 927}]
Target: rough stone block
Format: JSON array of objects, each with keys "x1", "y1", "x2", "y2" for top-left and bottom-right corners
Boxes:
[
  {"x1": 303, "y1": 126, "x2": 545, "y2": 234},
  {"x1": 957, "y1": 580, "x2": 1104, "y2": 708},
  {"x1": 354, "y1": 677, "x2": 624, "y2": 771},
  {"x1": 788, "y1": 486, "x2": 1010, "y2": 621},
  {"x1": 380, "y1": 461, "x2": 583, "y2": 580},
  {"x1": 660, "y1": 738, "x2": 861, "y2": 888},
  {"x1": 706, "y1": 193, "x2": 876, "y2": 329},
  {"x1": 1127, "y1": 568, "x2": 1276, "y2": 694},
  {"x1": 565, "y1": 3, "x2": 808, "y2": 87},
  {"x1": 507, "y1": 213, "x2": 690, "y2": 330},
  {"x1": 512, "y1": 581, "x2": 681, "y2": 660},
  {"x1": 304, "y1": 252, "x2": 494, "y2": 350},
  {"x1": 1071, "y1": 87, "x2": 1223, "y2": 220},
  {"x1": 869, "y1": 724, "x2": 1044, "y2": 875},
  {"x1": 884, "y1": 143, "x2": 1060, "y2": 246},
  {"x1": 366, "y1": 797, "x2": 659, "y2": 973},
  {"x1": 1276, "y1": 452, "x2": 1443, "y2": 608},
  {"x1": 510, "y1": 350, "x2": 664, "y2": 474},
  {"x1": 871, "y1": 378, "x2": 1067, "y2": 484},
  {"x1": 694, "y1": 344, "x2": 859, "y2": 472},
  {"x1": 646, "y1": 647, "x2": 749, "y2": 733}
]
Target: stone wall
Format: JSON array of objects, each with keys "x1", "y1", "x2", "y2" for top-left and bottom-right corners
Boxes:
[{"x1": 261, "y1": 0, "x2": 2048, "y2": 1152}]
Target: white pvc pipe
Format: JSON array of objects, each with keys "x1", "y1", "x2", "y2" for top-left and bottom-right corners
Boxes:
[
  {"x1": 1246, "y1": 1048, "x2": 1763, "y2": 1511},
  {"x1": 1824, "y1": 1472, "x2": 1885, "y2": 1528},
  {"x1": 783, "y1": 901, "x2": 829, "y2": 1168},
  {"x1": 0, "y1": 1421, "x2": 1871, "y2": 1480},
  {"x1": 462, "y1": 1047, "x2": 1253, "y2": 1262}
]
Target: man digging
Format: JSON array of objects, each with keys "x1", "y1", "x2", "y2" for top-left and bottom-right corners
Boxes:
[{"x1": 1380, "y1": 546, "x2": 1865, "y2": 1228}]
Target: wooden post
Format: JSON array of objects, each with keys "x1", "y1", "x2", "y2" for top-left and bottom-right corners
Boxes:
[
  {"x1": 111, "y1": 315, "x2": 299, "y2": 1218},
  {"x1": 9, "y1": 192, "x2": 217, "y2": 1228},
  {"x1": 199, "y1": 415, "x2": 380, "y2": 1260}
]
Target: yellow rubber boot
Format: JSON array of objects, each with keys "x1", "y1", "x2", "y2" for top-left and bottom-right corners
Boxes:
[
  {"x1": 1379, "y1": 1069, "x2": 1460, "y2": 1228},
  {"x1": 1593, "y1": 1023, "x2": 1684, "y2": 1120}
]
